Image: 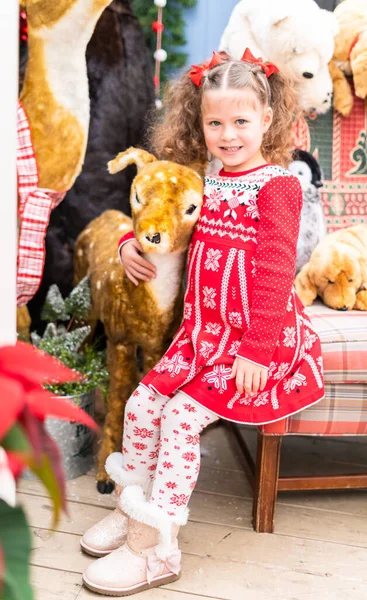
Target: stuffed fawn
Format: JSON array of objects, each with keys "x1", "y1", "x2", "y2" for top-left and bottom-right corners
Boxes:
[{"x1": 74, "y1": 148, "x2": 203, "y2": 492}]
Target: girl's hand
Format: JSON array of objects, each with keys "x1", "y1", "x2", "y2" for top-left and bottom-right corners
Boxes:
[
  {"x1": 230, "y1": 357, "x2": 268, "y2": 395},
  {"x1": 119, "y1": 240, "x2": 157, "y2": 286}
]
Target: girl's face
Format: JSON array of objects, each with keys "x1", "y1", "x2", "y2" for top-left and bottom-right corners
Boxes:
[{"x1": 202, "y1": 88, "x2": 273, "y2": 172}]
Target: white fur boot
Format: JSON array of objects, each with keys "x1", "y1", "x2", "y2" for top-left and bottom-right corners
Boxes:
[
  {"x1": 80, "y1": 453, "x2": 150, "y2": 557},
  {"x1": 82, "y1": 485, "x2": 188, "y2": 596}
]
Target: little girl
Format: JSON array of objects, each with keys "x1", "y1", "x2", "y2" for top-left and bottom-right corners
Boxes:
[{"x1": 82, "y1": 50, "x2": 324, "y2": 596}]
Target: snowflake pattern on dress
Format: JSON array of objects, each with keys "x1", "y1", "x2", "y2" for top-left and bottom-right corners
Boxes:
[
  {"x1": 164, "y1": 352, "x2": 190, "y2": 377},
  {"x1": 202, "y1": 286, "x2": 217, "y2": 309},
  {"x1": 204, "y1": 248, "x2": 222, "y2": 271},
  {"x1": 184, "y1": 302, "x2": 192, "y2": 320},
  {"x1": 204, "y1": 322, "x2": 222, "y2": 336},
  {"x1": 283, "y1": 327, "x2": 296, "y2": 348},
  {"x1": 283, "y1": 369, "x2": 307, "y2": 394},
  {"x1": 253, "y1": 391, "x2": 270, "y2": 407},
  {"x1": 224, "y1": 190, "x2": 243, "y2": 220},
  {"x1": 153, "y1": 356, "x2": 172, "y2": 373},
  {"x1": 204, "y1": 189, "x2": 223, "y2": 211},
  {"x1": 199, "y1": 341, "x2": 215, "y2": 359},
  {"x1": 304, "y1": 329, "x2": 317, "y2": 349},
  {"x1": 228, "y1": 340, "x2": 241, "y2": 356},
  {"x1": 242, "y1": 195, "x2": 260, "y2": 220},
  {"x1": 268, "y1": 361, "x2": 277, "y2": 378},
  {"x1": 229, "y1": 311, "x2": 242, "y2": 328},
  {"x1": 202, "y1": 364, "x2": 232, "y2": 392},
  {"x1": 177, "y1": 336, "x2": 190, "y2": 348},
  {"x1": 273, "y1": 362, "x2": 290, "y2": 380}
]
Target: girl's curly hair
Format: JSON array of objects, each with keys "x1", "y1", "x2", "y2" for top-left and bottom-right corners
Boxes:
[{"x1": 149, "y1": 55, "x2": 300, "y2": 168}]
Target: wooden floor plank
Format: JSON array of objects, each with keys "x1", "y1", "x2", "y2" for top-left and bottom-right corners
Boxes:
[
  {"x1": 77, "y1": 584, "x2": 220, "y2": 600},
  {"x1": 28, "y1": 528, "x2": 367, "y2": 600},
  {"x1": 19, "y1": 466, "x2": 367, "y2": 549},
  {"x1": 23, "y1": 491, "x2": 367, "y2": 584},
  {"x1": 32, "y1": 566, "x2": 81, "y2": 600},
  {"x1": 20, "y1": 423, "x2": 367, "y2": 599}
]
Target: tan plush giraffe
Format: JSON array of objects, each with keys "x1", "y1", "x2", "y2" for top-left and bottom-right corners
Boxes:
[
  {"x1": 16, "y1": 0, "x2": 112, "y2": 311},
  {"x1": 74, "y1": 148, "x2": 204, "y2": 492},
  {"x1": 20, "y1": 0, "x2": 112, "y2": 191}
]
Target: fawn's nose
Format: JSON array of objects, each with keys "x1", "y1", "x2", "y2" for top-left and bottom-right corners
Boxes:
[
  {"x1": 146, "y1": 233, "x2": 161, "y2": 244},
  {"x1": 337, "y1": 306, "x2": 348, "y2": 311}
]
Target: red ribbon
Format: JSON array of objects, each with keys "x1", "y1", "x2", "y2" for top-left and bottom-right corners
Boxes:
[
  {"x1": 189, "y1": 48, "x2": 279, "y2": 87},
  {"x1": 240, "y1": 48, "x2": 279, "y2": 78},
  {"x1": 189, "y1": 51, "x2": 226, "y2": 86}
]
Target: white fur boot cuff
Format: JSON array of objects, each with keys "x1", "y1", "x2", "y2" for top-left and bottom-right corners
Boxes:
[
  {"x1": 105, "y1": 452, "x2": 149, "y2": 490},
  {"x1": 120, "y1": 484, "x2": 189, "y2": 560}
]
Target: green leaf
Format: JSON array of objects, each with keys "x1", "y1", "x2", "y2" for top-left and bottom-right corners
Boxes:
[
  {"x1": 0, "y1": 502, "x2": 33, "y2": 600},
  {"x1": 64, "y1": 277, "x2": 92, "y2": 319},
  {"x1": 19, "y1": 413, "x2": 66, "y2": 528},
  {"x1": 29, "y1": 332, "x2": 41, "y2": 348},
  {"x1": 1, "y1": 425, "x2": 31, "y2": 455},
  {"x1": 29, "y1": 451, "x2": 64, "y2": 528},
  {"x1": 41, "y1": 285, "x2": 70, "y2": 322},
  {"x1": 63, "y1": 326, "x2": 91, "y2": 353},
  {"x1": 42, "y1": 323, "x2": 58, "y2": 341}
]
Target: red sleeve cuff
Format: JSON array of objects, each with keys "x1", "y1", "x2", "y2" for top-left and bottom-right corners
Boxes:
[{"x1": 117, "y1": 231, "x2": 135, "y2": 262}]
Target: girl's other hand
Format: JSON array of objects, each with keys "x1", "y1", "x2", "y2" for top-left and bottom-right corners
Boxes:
[
  {"x1": 119, "y1": 240, "x2": 157, "y2": 286},
  {"x1": 230, "y1": 357, "x2": 268, "y2": 395}
]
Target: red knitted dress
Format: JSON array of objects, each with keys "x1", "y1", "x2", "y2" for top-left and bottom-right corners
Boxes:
[{"x1": 119, "y1": 165, "x2": 325, "y2": 424}]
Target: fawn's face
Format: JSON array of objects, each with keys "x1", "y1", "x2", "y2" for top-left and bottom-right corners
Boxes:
[{"x1": 131, "y1": 162, "x2": 203, "y2": 254}]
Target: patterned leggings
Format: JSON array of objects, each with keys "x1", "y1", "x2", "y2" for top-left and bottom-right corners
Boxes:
[{"x1": 122, "y1": 384, "x2": 219, "y2": 518}]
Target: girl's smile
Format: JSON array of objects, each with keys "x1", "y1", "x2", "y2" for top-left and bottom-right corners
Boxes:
[{"x1": 202, "y1": 88, "x2": 272, "y2": 172}]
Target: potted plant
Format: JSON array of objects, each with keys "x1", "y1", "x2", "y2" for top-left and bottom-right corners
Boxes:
[
  {"x1": 0, "y1": 341, "x2": 98, "y2": 600},
  {"x1": 30, "y1": 277, "x2": 108, "y2": 479}
]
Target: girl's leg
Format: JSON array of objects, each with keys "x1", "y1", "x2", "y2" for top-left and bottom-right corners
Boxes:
[
  {"x1": 81, "y1": 384, "x2": 170, "y2": 557},
  {"x1": 82, "y1": 393, "x2": 219, "y2": 594},
  {"x1": 149, "y1": 392, "x2": 219, "y2": 517},
  {"x1": 106, "y1": 383, "x2": 171, "y2": 488}
]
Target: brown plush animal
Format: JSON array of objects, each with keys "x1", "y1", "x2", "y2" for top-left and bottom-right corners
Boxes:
[
  {"x1": 329, "y1": 0, "x2": 367, "y2": 116},
  {"x1": 295, "y1": 225, "x2": 367, "y2": 310},
  {"x1": 74, "y1": 148, "x2": 204, "y2": 492},
  {"x1": 20, "y1": 0, "x2": 111, "y2": 191}
]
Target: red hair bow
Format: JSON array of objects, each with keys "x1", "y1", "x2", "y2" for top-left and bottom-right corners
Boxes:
[
  {"x1": 189, "y1": 51, "x2": 225, "y2": 87},
  {"x1": 240, "y1": 48, "x2": 279, "y2": 78}
]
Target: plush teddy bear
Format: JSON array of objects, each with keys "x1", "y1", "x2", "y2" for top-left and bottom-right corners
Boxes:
[
  {"x1": 219, "y1": 0, "x2": 338, "y2": 115},
  {"x1": 288, "y1": 149, "x2": 327, "y2": 273},
  {"x1": 74, "y1": 148, "x2": 204, "y2": 492},
  {"x1": 329, "y1": 0, "x2": 367, "y2": 117},
  {"x1": 294, "y1": 225, "x2": 367, "y2": 311}
]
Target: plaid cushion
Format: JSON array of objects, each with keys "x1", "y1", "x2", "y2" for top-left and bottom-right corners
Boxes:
[
  {"x1": 305, "y1": 301, "x2": 367, "y2": 384},
  {"x1": 261, "y1": 383, "x2": 367, "y2": 436}
]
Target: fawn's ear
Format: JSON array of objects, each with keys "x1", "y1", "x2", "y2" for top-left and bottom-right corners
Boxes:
[{"x1": 108, "y1": 147, "x2": 157, "y2": 174}]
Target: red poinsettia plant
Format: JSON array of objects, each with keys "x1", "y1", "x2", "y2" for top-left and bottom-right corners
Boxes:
[{"x1": 0, "y1": 341, "x2": 98, "y2": 600}]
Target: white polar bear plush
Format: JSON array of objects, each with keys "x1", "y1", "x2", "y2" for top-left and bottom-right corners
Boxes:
[{"x1": 220, "y1": 0, "x2": 339, "y2": 115}]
